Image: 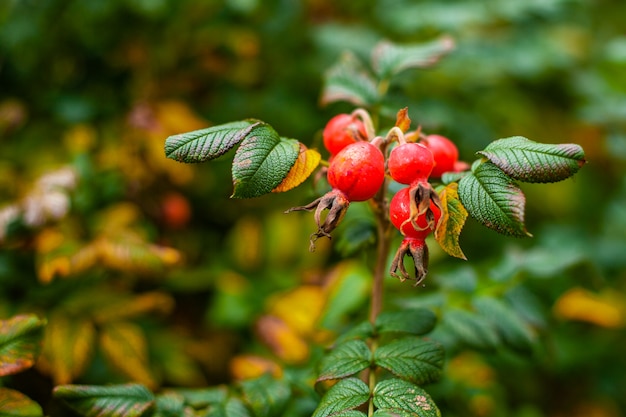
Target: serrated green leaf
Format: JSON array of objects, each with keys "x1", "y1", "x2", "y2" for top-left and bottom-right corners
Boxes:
[
  {"x1": 239, "y1": 374, "x2": 291, "y2": 417},
  {"x1": 0, "y1": 314, "x2": 46, "y2": 377},
  {"x1": 320, "y1": 51, "x2": 379, "y2": 107},
  {"x1": 477, "y1": 136, "x2": 586, "y2": 183},
  {"x1": 165, "y1": 120, "x2": 259, "y2": 163},
  {"x1": 0, "y1": 387, "x2": 44, "y2": 417},
  {"x1": 312, "y1": 378, "x2": 370, "y2": 417},
  {"x1": 329, "y1": 412, "x2": 367, "y2": 417},
  {"x1": 53, "y1": 383, "x2": 155, "y2": 417},
  {"x1": 373, "y1": 337, "x2": 444, "y2": 385},
  {"x1": 434, "y1": 183, "x2": 468, "y2": 260},
  {"x1": 168, "y1": 387, "x2": 228, "y2": 409},
  {"x1": 154, "y1": 392, "x2": 185, "y2": 417},
  {"x1": 334, "y1": 321, "x2": 374, "y2": 345},
  {"x1": 372, "y1": 379, "x2": 440, "y2": 417},
  {"x1": 458, "y1": 161, "x2": 530, "y2": 237},
  {"x1": 371, "y1": 36, "x2": 455, "y2": 79},
  {"x1": 473, "y1": 296, "x2": 535, "y2": 352},
  {"x1": 375, "y1": 309, "x2": 437, "y2": 336},
  {"x1": 206, "y1": 398, "x2": 252, "y2": 417},
  {"x1": 317, "y1": 339, "x2": 372, "y2": 382},
  {"x1": 231, "y1": 125, "x2": 300, "y2": 198},
  {"x1": 441, "y1": 308, "x2": 499, "y2": 350}
]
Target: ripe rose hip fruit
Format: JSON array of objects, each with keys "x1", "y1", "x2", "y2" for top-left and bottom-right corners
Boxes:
[
  {"x1": 388, "y1": 142, "x2": 435, "y2": 185},
  {"x1": 389, "y1": 186, "x2": 441, "y2": 238},
  {"x1": 421, "y1": 134, "x2": 459, "y2": 178},
  {"x1": 327, "y1": 141, "x2": 385, "y2": 201},
  {"x1": 323, "y1": 114, "x2": 367, "y2": 155}
]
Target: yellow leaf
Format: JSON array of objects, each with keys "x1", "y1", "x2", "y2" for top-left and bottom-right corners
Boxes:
[
  {"x1": 92, "y1": 291, "x2": 175, "y2": 324},
  {"x1": 37, "y1": 313, "x2": 95, "y2": 385},
  {"x1": 267, "y1": 286, "x2": 326, "y2": 337},
  {"x1": 154, "y1": 100, "x2": 207, "y2": 133},
  {"x1": 99, "y1": 322, "x2": 158, "y2": 389},
  {"x1": 230, "y1": 354, "x2": 282, "y2": 381},
  {"x1": 256, "y1": 315, "x2": 309, "y2": 364},
  {"x1": 434, "y1": 183, "x2": 468, "y2": 260},
  {"x1": 553, "y1": 287, "x2": 625, "y2": 328},
  {"x1": 272, "y1": 145, "x2": 321, "y2": 193}
]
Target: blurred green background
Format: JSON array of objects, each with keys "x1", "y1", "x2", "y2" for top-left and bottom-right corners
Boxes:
[{"x1": 1, "y1": 0, "x2": 625, "y2": 416}]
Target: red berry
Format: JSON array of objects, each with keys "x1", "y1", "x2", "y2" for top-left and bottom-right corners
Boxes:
[
  {"x1": 388, "y1": 142, "x2": 434, "y2": 184},
  {"x1": 323, "y1": 114, "x2": 367, "y2": 155},
  {"x1": 327, "y1": 141, "x2": 385, "y2": 202},
  {"x1": 421, "y1": 134, "x2": 459, "y2": 178},
  {"x1": 389, "y1": 187, "x2": 441, "y2": 239},
  {"x1": 161, "y1": 192, "x2": 191, "y2": 229}
]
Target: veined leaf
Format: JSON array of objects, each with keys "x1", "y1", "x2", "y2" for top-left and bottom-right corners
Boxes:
[
  {"x1": 473, "y1": 296, "x2": 535, "y2": 353},
  {"x1": 0, "y1": 314, "x2": 46, "y2": 377},
  {"x1": 373, "y1": 337, "x2": 444, "y2": 385},
  {"x1": 317, "y1": 339, "x2": 372, "y2": 382},
  {"x1": 320, "y1": 51, "x2": 379, "y2": 107},
  {"x1": 205, "y1": 397, "x2": 252, "y2": 417},
  {"x1": 170, "y1": 386, "x2": 228, "y2": 409},
  {"x1": 372, "y1": 36, "x2": 455, "y2": 79},
  {"x1": 458, "y1": 161, "x2": 530, "y2": 237},
  {"x1": 375, "y1": 309, "x2": 437, "y2": 336},
  {"x1": 53, "y1": 384, "x2": 155, "y2": 417},
  {"x1": 239, "y1": 374, "x2": 291, "y2": 417},
  {"x1": 272, "y1": 144, "x2": 321, "y2": 193},
  {"x1": 231, "y1": 126, "x2": 300, "y2": 198},
  {"x1": 154, "y1": 392, "x2": 185, "y2": 417},
  {"x1": 99, "y1": 322, "x2": 157, "y2": 389},
  {"x1": 441, "y1": 308, "x2": 499, "y2": 350},
  {"x1": 38, "y1": 313, "x2": 95, "y2": 385},
  {"x1": 312, "y1": 378, "x2": 370, "y2": 417},
  {"x1": 372, "y1": 379, "x2": 440, "y2": 417},
  {"x1": 477, "y1": 136, "x2": 586, "y2": 183},
  {"x1": 0, "y1": 387, "x2": 44, "y2": 417},
  {"x1": 435, "y1": 183, "x2": 468, "y2": 260},
  {"x1": 164, "y1": 120, "x2": 259, "y2": 163}
]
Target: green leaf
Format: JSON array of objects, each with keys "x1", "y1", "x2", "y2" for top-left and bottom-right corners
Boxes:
[
  {"x1": 206, "y1": 398, "x2": 253, "y2": 417},
  {"x1": 0, "y1": 387, "x2": 44, "y2": 417},
  {"x1": 375, "y1": 309, "x2": 437, "y2": 336},
  {"x1": 373, "y1": 337, "x2": 444, "y2": 385},
  {"x1": 53, "y1": 383, "x2": 155, "y2": 417},
  {"x1": 154, "y1": 392, "x2": 185, "y2": 417},
  {"x1": 239, "y1": 374, "x2": 291, "y2": 417},
  {"x1": 477, "y1": 136, "x2": 586, "y2": 183},
  {"x1": 372, "y1": 379, "x2": 440, "y2": 417},
  {"x1": 334, "y1": 321, "x2": 374, "y2": 345},
  {"x1": 441, "y1": 308, "x2": 499, "y2": 350},
  {"x1": 317, "y1": 339, "x2": 372, "y2": 382},
  {"x1": 371, "y1": 36, "x2": 455, "y2": 79},
  {"x1": 320, "y1": 51, "x2": 380, "y2": 107},
  {"x1": 0, "y1": 314, "x2": 46, "y2": 377},
  {"x1": 312, "y1": 378, "x2": 370, "y2": 417},
  {"x1": 434, "y1": 183, "x2": 468, "y2": 260},
  {"x1": 231, "y1": 125, "x2": 300, "y2": 198},
  {"x1": 473, "y1": 296, "x2": 535, "y2": 352},
  {"x1": 168, "y1": 387, "x2": 228, "y2": 409},
  {"x1": 458, "y1": 161, "x2": 530, "y2": 237},
  {"x1": 164, "y1": 120, "x2": 259, "y2": 163}
]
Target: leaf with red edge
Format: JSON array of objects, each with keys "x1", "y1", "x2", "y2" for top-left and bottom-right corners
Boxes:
[
  {"x1": 272, "y1": 144, "x2": 321, "y2": 193},
  {"x1": 435, "y1": 183, "x2": 468, "y2": 259},
  {"x1": 0, "y1": 314, "x2": 46, "y2": 377}
]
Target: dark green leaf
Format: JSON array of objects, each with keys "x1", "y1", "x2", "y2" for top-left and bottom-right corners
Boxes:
[
  {"x1": 170, "y1": 387, "x2": 228, "y2": 409},
  {"x1": 317, "y1": 339, "x2": 372, "y2": 382},
  {"x1": 371, "y1": 36, "x2": 455, "y2": 79},
  {"x1": 206, "y1": 398, "x2": 253, "y2": 417},
  {"x1": 334, "y1": 321, "x2": 374, "y2": 345},
  {"x1": 320, "y1": 51, "x2": 379, "y2": 107},
  {"x1": 328, "y1": 412, "x2": 367, "y2": 417},
  {"x1": 312, "y1": 378, "x2": 370, "y2": 417},
  {"x1": 477, "y1": 136, "x2": 586, "y2": 183},
  {"x1": 373, "y1": 337, "x2": 444, "y2": 385},
  {"x1": 53, "y1": 383, "x2": 155, "y2": 417},
  {"x1": 239, "y1": 374, "x2": 291, "y2": 417},
  {"x1": 458, "y1": 161, "x2": 530, "y2": 237},
  {"x1": 473, "y1": 296, "x2": 535, "y2": 352},
  {"x1": 372, "y1": 379, "x2": 440, "y2": 417},
  {"x1": 0, "y1": 387, "x2": 44, "y2": 417},
  {"x1": 441, "y1": 308, "x2": 499, "y2": 350},
  {"x1": 0, "y1": 314, "x2": 46, "y2": 377},
  {"x1": 164, "y1": 120, "x2": 259, "y2": 163},
  {"x1": 231, "y1": 126, "x2": 300, "y2": 198},
  {"x1": 154, "y1": 392, "x2": 185, "y2": 417},
  {"x1": 375, "y1": 309, "x2": 437, "y2": 336}
]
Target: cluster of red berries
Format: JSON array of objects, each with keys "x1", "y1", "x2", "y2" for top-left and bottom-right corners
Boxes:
[{"x1": 287, "y1": 110, "x2": 461, "y2": 284}]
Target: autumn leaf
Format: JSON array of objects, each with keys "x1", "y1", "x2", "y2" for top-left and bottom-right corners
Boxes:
[
  {"x1": 272, "y1": 144, "x2": 321, "y2": 193},
  {"x1": 435, "y1": 183, "x2": 468, "y2": 259}
]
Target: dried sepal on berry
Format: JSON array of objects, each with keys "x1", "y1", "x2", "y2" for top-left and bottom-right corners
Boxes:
[
  {"x1": 285, "y1": 189, "x2": 350, "y2": 252},
  {"x1": 406, "y1": 182, "x2": 443, "y2": 233},
  {"x1": 390, "y1": 237, "x2": 429, "y2": 285}
]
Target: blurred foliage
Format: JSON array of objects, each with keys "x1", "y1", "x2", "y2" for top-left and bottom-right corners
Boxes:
[{"x1": 1, "y1": 0, "x2": 625, "y2": 416}]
